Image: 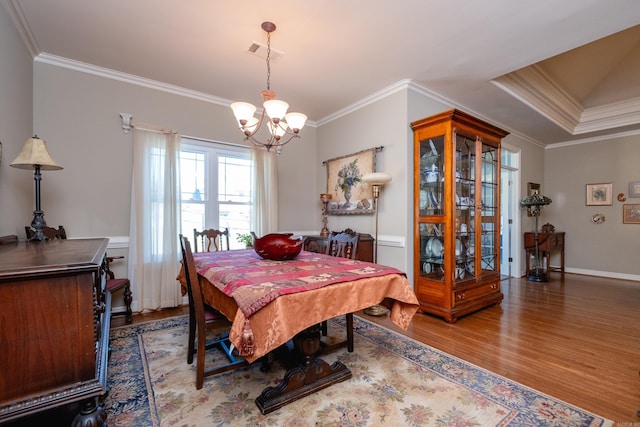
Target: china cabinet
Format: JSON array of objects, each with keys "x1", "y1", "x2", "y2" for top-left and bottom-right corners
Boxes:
[{"x1": 411, "y1": 109, "x2": 508, "y2": 323}]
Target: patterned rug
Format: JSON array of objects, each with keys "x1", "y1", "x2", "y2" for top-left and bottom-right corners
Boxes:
[{"x1": 104, "y1": 315, "x2": 612, "y2": 426}]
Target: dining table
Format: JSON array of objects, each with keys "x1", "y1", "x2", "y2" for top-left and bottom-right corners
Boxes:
[{"x1": 180, "y1": 249, "x2": 419, "y2": 414}]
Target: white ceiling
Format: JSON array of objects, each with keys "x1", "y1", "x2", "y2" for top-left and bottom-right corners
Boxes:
[{"x1": 5, "y1": 0, "x2": 640, "y2": 146}]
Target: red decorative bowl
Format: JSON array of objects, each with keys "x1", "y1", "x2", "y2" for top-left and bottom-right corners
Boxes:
[{"x1": 252, "y1": 233, "x2": 303, "y2": 261}]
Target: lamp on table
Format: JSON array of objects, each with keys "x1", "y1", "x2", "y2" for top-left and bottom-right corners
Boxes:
[
  {"x1": 520, "y1": 190, "x2": 552, "y2": 282},
  {"x1": 10, "y1": 136, "x2": 63, "y2": 241},
  {"x1": 319, "y1": 193, "x2": 332, "y2": 237}
]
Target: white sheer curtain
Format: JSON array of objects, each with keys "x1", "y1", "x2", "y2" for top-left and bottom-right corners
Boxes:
[
  {"x1": 251, "y1": 147, "x2": 278, "y2": 236},
  {"x1": 128, "y1": 126, "x2": 182, "y2": 311}
]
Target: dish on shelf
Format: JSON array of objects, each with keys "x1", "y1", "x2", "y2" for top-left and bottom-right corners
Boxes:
[
  {"x1": 420, "y1": 190, "x2": 428, "y2": 209},
  {"x1": 467, "y1": 242, "x2": 474, "y2": 256},
  {"x1": 428, "y1": 139, "x2": 437, "y2": 155},
  {"x1": 422, "y1": 262, "x2": 432, "y2": 273},
  {"x1": 466, "y1": 260, "x2": 475, "y2": 275},
  {"x1": 430, "y1": 238, "x2": 443, "y2": 257},
  {"x1": 429, "y1": 190, "x2": 439, "y2": 209},
  {"x1": 455, "y1": 238, "x2": 462, "y2": 256},
  {"x1": 425, "y1": 238, "x2": 433, "y2": 257}
]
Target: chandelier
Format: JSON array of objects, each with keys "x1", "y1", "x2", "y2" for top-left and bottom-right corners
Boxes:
[{"x1": 230, "y1": 22, "x2": 307, "y2": 154}]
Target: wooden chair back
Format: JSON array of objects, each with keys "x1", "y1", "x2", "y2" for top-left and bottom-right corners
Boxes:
[
  {"x1": 179, "y1": 234, "x2": 207, "y2": 368},
  {"x1": 322, "y1": 229, "x2": 358, "y2": 353},
  {"x1": 326, "y1": 229, "x2": 360, "y2": 260},
  {"x1": 25, "y1": 225, "x2": 67, "y2": 240},
  {"x1": 193, "y1": 228, "x2": 230, "y2": 252}
]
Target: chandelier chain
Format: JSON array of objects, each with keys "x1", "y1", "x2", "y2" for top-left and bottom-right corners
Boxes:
[{"x1": 266, "y1": 31, "x2": 271, "y2": 91}]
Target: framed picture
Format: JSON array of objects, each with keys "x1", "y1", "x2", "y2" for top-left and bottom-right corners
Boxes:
[
  {"x1": 586, "y1": 183, "x2": 613, "y2": 206},
  {"x1": 326, "y1": 148, "x2": 376, "y2": 215},
  {"x1": 623, "y1": 204, "x2": 640, "y2": 224},
  {"x1": 629, "y1": 181, "x2": 640, "y2": 198}
]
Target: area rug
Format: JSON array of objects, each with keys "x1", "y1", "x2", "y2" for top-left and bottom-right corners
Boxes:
[{"x1": 104, "y1": 315, "x2": 612, "y2": 426}]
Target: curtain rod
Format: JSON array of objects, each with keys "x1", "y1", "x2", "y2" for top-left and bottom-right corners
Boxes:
[
  {"x1": 119, "y1": 112, "x2": 247, "y2": 149},
  {"x1": 181, "y1": 134, "x2": 251, "y2": 150},
  {"x1": 322, "y1": 145, "x2": 385, "y2": 165}
]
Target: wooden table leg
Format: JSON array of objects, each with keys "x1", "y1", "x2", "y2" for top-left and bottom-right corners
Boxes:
[{"x1": 255, "y1": 323, "x2": 352, "y2": 414}]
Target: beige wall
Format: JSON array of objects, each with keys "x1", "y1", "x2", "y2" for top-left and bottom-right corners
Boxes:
[
  {"x1": 0, "y1": 7, "x2": 34, "y2": 237},
  {"x1": 316, "y1": 90, "x2": 412, "y2": 272},
  {"x1": 545, "y1": 136, "x2": 640, "y2": 278},
  {"x1": 30, "y1": 62, "x2": 318, "y2": 242}
]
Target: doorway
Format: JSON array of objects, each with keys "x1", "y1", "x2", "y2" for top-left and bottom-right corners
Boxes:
[{"x1": 500, "y1": 148, "x2": 520, "y2": 277}]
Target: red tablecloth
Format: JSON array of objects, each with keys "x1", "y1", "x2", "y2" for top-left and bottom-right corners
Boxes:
[{"x1": 182, "y1": 250, "x2": 419, "y2": 362}]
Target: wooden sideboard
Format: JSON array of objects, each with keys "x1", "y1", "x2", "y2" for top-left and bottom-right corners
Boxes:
[
  {"x1": 0, "y1": 238, "x2": 110, "y2": 426},
  {"x1": 524, "y1": 232, "x2": 565, "y2": 280},
  {"x1": 303, "y1": 233, "x2": 374, "y2": 262}
]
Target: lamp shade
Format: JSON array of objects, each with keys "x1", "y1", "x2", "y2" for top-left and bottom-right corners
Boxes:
[
  {"x1": 284, "y1": 112, "x2": 307, "y2": 131},
  {"x1": 10, "y1": 136, "x2": 63, "y2": 170},
  {"x1": 263, "y1": 99, "x2": 289, "y2": 121},
  {"x1": 230, "y1": 102, "x2": 257, "y2": 123},
  {"x1": 362, "y1": 172, "x2": 392, "y2": 186},
  {"x1": 520, "y1": 192, "x2": 552, "y2": 207}
]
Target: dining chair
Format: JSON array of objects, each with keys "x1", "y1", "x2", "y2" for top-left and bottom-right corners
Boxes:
[
  {"x1": 25, "y1": 225, "x2": 133, "y2": 323},
  {"x1": 179, "y1": 235, "x2": 247, "y2": 389},
  {"x1": 322, "y1": 229, "x2": 360, "y2": 353},
  {"x1": 193, "y1": 228, "x2": 230, "y2": 252},
  {"x1": 104, "y1": 255, "x2": 133, "y2": 323}
]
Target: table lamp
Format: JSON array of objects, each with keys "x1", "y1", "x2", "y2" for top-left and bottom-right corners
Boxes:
[
  {"x1": 520, "y1": 190, "x2": 552, "y2": 282},
  {"x1": 319, "y1": 193, "x2": 332, "y2": 237},
  {"x1": 11, "y1": 136, "x2": 63, "y2": 241}
]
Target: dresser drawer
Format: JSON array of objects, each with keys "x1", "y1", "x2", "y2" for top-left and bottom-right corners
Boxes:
[{"x1": 454, "y1": 282, "x2": 500, "y2": 304}]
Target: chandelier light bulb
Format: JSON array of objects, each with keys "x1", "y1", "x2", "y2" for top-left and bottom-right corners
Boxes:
[
  {"x1": 268, "y1": 120, "x2": 288, "y2": 138},
  {"x1": 284, "y1": 112, "x2": 307, "y2": 132},
  {"x1": 229, "y1": 21, "x2": 306, "y2": 154},
  {"x1": 230, "y1": 102, "x2": 257, "y2": 123},
  {"x1": 264, "y1": 99, "x2": 289, "y2": 121}
]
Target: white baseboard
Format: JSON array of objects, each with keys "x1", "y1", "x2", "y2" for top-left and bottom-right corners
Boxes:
[{"x1": 564, "y1": 267, "x2": 640, "y2": 283}]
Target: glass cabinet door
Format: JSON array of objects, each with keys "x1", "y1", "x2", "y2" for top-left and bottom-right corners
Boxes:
[
  {"x1": 480, "y1": 142, "x2": 499, "y2": 275},
  {"x1": 419, "y1": 136, "x2": 445, "y2": 216},
  {"x1": 454, "y1": 134, "x2": 476, "y2": 281},
  {"x1": 418, "y1": 222, "x2": 445, "y2": 281}
]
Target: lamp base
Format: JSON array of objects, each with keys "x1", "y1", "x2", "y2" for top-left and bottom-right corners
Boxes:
[
  {"x1": 527, "y1": 271, "x2": 548, "y2": 282},
  {"x1": 28, "y1": 210, "x2": 48, "y2": 241},
  {"x1": 363, "y1": 304, "x2": 389, "y2": 317}
]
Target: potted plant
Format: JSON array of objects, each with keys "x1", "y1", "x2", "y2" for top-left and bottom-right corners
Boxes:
[{"x1": 236, "y1": 233, "x2": 253, "y2": 248}]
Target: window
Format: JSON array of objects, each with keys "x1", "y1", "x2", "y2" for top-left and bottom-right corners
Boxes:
[{"x1": 180, "y1": 138, "x2": 253, "y2": 249}]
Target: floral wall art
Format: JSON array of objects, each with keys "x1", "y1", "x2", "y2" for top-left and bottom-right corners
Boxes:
[{"x1": 325, "y1": 148, "x2": 376, "y2": 215}]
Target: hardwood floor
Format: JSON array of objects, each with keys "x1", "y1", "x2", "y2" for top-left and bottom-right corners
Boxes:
[{"x1": 115, "y1": 273, "x2": 640, "y2": 424}]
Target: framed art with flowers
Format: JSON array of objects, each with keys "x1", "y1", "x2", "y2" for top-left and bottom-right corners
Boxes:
[{"x1": 326, "y1": 148, "x2": 377, "y2": 215}]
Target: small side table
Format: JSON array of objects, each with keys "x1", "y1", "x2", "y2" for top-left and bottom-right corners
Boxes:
[{"x1": 524, "y1": 232, "x2": 565, "y2": 280}]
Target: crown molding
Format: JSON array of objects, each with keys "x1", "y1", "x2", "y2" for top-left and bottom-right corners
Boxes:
[
  {"x1": 35, "y1": 53, "x2": 230, "y2": 106},
  {"x1": 546, "y1": 127, "x2": 640, "y2": 149},
  {"x1": 316, "y1": 79, "x2": 413, "y2": 126},
  {"x1": 408, "y1": 80, "x2": 545, "y2": 149},
  {"x1": 4, "y1": 0, "x2": 39, "y2": 57},
  {"x1": 493, "y1": 64, "x2": 640, "y2": 136},
  {"x1": 576, "y1": 97, "x2": 640, "y2": 134},
  {"x1": 492, "y1": 65, "x2": 582, "y2": 134},
  {"x1": 33, "y1": 53, "x2": 319, "y2": 129}
]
